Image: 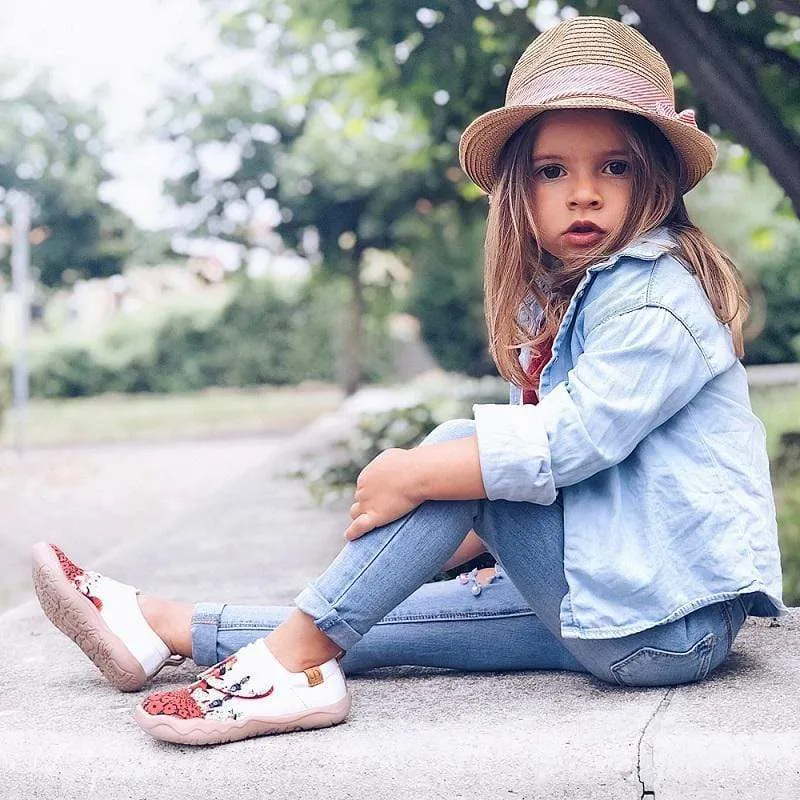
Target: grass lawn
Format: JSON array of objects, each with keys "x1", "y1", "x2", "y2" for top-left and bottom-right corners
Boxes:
[
  {"x1": 750, "y1": 385, "x2": 800, "y2": 459},
  {"x1": 774, "y1": 477, "x2": 800, "y2": 606},
  {"x1": 750, "y1": 385, "x2": 800, "y2": 606},
  {"x1": 0, "y1": 381, "x2": 345, "y2": 448}
]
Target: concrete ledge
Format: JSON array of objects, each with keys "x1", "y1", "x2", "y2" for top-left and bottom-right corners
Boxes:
[{"x1": 2, "y1": 404, "x2": 799, "y2": 798}]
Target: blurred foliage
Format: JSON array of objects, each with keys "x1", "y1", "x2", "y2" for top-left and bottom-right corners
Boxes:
[
  {"x1": 289, "y1": 373, "x2": 509, "y2": 503},
  {"x1": 775, "y1": 476, "x2": 800, "y2": 605},
  {"x1": 30, "y1": 346, "x2": 116, "y2": 399},
  {"x1": 0, "y1": 73, "x2": 138, "y2": 287},
  {"x1": 153, "y1": 4, "x2": 452, "y2": 391},
  {"x1": 287, "y1": 0, "x2": 800, "y2": 201},
  {"x1": 399, "y1": 205, "x2": 493, "y2": 376},
  {"x1": 773, "y1": 431, "x2": 800, "y2": 605},
  {"x1": 684, "y1": 145, "x2": 800, "y2": 363},
  {"x1": 156, "y1": 2, "x2": 450, "y2": 272},
  {"x1": 685, "y1": 145, "x2": 800, "y2": 276},
  {"x1": 774, "y1": 430, "x2": 800, "y2": 479},
  {"x1": 1, "y1": 0, "x2": 796, "y2": 408},
  {"x1": 155, "y1": 0, "x2": 799, "y2": 379},
  {"x1": 29, "y1": 275, "x2": 395, "y2": 398},
  {"x1": 741, "y1": 233, "x2": 800, "y2": 364}
]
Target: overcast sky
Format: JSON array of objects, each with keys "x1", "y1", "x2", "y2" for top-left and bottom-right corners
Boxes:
[{"x1": 0, "y1": 0, "x2": 216, "y2": 229}]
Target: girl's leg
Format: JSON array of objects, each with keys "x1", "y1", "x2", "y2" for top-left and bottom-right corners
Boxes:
[
  {"x1": 187, "y1": 569, "x2": 586, "y2": 676},
  {"x1": 137, "y1": 595, "x2": 193, "y2": 659},
  {"x1": 282, "y1": 418, "x2": 742, "y2": 687},
  {"x1": 285, "y1": 419, "x2": 493, "y2": 663},
  {"x1": 140, "y1": 418, "x2": 516, "y2": 672},
  {"x1": 142, "y1": 418, "x2": 742, "y2": 686}
]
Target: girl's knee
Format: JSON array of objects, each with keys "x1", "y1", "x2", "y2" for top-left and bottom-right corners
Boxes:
[{"x1": 419, "y1": 418, "x2": 476, "y2": 447}]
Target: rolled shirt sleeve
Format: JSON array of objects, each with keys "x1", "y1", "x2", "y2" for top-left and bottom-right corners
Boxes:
[{"x1": 473, "y1": 305, "x2": 719, "y2": 503}]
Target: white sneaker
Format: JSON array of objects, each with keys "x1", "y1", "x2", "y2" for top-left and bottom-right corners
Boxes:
[
  {"x1": 31, "y1": 541, "x2": 186, "y2": 692},
  {"x1": 134, "y1": 638, "x2": 351, "y2": 745}
]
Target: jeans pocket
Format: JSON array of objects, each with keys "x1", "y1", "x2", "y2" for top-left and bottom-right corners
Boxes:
[
  {"x1": 609, "y1": 631, "x2": 717, "y2": 688},
  {"x1": 718, "y1": 596, "x2": 748, "y2": 655}
]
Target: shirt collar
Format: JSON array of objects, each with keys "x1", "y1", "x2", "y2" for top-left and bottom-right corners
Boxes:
[
  {"x1": 586, "y1": 224, "x2": 677, "y2": 273},
  {"x1": 521, "y1": 225, "x2": 678, "y2": 317}
]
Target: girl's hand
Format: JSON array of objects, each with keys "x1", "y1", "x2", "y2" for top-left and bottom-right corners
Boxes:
[{"x1": 344, "y1": 448, "x2": 425, "y2": 541}]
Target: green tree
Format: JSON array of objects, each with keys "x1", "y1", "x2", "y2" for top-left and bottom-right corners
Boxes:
[
  {"x1": 155, "y1": 1, "x2": 485, "y2": 394},
  {"x1": 296, "y1": 0, "x2": 799, "y2": 214},
  {"x1": 157, "y1": 0, "x2": 800, "y2": 384},
  {"x1": 0, "y1": 73, "x2": 137, "y2": 287}
]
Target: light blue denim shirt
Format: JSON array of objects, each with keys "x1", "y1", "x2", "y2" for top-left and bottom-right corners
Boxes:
[{"x1": 472, "y1": 225, "x2": 788, "y2": 640}]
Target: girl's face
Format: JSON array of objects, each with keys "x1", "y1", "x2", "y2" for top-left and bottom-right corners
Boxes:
[{"x1": 530, "y1": 108, "x2": 633, "y2": 261}]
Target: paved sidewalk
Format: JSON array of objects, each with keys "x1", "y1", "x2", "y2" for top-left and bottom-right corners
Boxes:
[
  {"x1": 0, "y1": 436, "x2": 288, "y2": 614},
  {"x1": 1, "y1": 392, "x2": 798, "y2": 798}
]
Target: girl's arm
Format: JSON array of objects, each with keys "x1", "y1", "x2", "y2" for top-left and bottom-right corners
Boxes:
[
  {"x1": 409, "y1": 435, "x2": 488, "y2": 501},
  {"x1": 469, "y1": 304, "x2": 734, "y2": 504},
  {"x1": 441, "y1": 529, "x2": 488, "y2": 572}
]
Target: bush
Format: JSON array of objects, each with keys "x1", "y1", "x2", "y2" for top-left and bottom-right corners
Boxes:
[
  {"x1": 199, "y1": 281, "x2": 300, "y2": 387},
  {"x1": 29, "y1": 275, "x2": 394, "y2": 397},
  {"x1": 742, "y1": 232, "x2": 800, "y2": 365},
  {"x1": 30, "y1": 346, "x2": 118, "y2": 398},
  {"x1": 404, "y1": 207, "x2": 496, "y2": 378},
  {"x1": 774, "y1": 478, "x2": 800, "y2": 607},
  {"x1": 293, "y1": 373, "x2": 508, "y2": 503}
]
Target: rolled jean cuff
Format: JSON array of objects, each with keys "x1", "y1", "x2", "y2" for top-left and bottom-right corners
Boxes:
[
  {"x1": 191, "y1": 602, "x2": 227, "y2": 666},
  {"x1": 293, "y1": 584, "x2": 363, "y2": 651}
]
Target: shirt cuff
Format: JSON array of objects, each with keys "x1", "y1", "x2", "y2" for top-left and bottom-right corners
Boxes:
[{"x1": 472, "y1": 403, "x2": 557, "y2": 504}]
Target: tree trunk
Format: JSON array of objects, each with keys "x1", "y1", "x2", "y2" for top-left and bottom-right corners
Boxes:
[
  {"x1": 630, "y1": 0, "x2": 800, "y2": 215},
  {"x1": 342, "y1": 245, "x2": 365, "y2": 397}
]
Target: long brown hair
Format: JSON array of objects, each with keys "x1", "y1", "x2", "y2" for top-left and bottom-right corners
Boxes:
[{"x1": 483, "y1": 109, "x2": 750, "y2": 392}]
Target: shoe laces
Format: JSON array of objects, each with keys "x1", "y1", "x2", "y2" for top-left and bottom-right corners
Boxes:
[{"x1": 149, "y1": 653, "x2": 187, "y2": 679}]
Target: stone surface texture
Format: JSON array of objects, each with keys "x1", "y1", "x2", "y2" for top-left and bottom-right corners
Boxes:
[{"x1": 1, "y1": 388, "x2": 798, "y2": 799}]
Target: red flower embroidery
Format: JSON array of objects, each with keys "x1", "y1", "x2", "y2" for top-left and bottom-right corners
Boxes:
[
  {"x1": 50, "y1": 544, "x2": 84, "y2": 582},
  {"x1": 142, "y1": 688, "x2": 204, "y2": 719}
]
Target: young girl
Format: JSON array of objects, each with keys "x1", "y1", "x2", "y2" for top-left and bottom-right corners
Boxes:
[{"x1": 32, "y1": 16, "x2": 786, "y2": 746}]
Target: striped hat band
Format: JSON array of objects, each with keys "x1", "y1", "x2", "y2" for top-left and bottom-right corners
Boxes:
[{"x1": 509, "y1": 64, "x2": 697, "y2": 127}]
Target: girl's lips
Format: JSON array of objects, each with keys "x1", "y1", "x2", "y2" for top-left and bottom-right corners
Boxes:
[{"x1": 563, "y1": 229, "x2": 604, "y2": 246}]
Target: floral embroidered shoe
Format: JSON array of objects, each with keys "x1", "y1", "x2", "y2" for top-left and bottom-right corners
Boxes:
[
  {"x1": 31, "y1": 541, "x2": 186, "y2": 692},
  {"x1": 133, "y1": 638, "x2": 351, "y2": 746}
]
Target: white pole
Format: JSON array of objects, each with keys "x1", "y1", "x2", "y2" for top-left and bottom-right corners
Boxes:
[{"x1": 10, "y1": 191, "x2": 31, "y2": 453}]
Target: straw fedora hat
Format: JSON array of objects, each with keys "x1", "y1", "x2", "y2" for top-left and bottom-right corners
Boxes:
[{"x1": 458, "y1": 16, "x2": 717, "y2": 196}]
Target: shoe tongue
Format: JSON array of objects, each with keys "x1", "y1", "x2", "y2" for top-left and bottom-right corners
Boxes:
[{"x1": 196, "y1": 640, "x2": 301, "y2": 698}]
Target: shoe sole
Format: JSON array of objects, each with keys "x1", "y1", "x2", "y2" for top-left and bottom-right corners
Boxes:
[
  {"x1": 31, "y1": 541, "x2": 148, "y2": 692},
  {"x1": 133, "y1": 692, "x2": 352, "y2": 745}
]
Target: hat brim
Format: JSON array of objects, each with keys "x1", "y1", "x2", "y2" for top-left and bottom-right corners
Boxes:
[{"x1": 458, "y1": 97, "x2": 717, "y2": 195}]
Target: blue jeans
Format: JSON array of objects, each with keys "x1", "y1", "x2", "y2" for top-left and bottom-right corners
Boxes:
[{"x1": 191, "y1": 419, "x2": 753, "y2": 687}]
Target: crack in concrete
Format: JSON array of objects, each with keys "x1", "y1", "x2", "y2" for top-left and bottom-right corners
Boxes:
[{"x1": 637, "y1": 688, "x2": 674, "y2": 799}]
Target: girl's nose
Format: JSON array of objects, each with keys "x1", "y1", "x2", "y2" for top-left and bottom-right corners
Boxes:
[{"x1": 567, "y1": 177, "x2": 603, "y2": 209}]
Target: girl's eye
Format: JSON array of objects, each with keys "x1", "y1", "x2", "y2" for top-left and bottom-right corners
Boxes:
[
  {"x1": 537, "y1": 165, "x2": 564, "y2": 180},
  {"x1": 605, "y1": 160, "x2": 629, "y2": 176}
]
